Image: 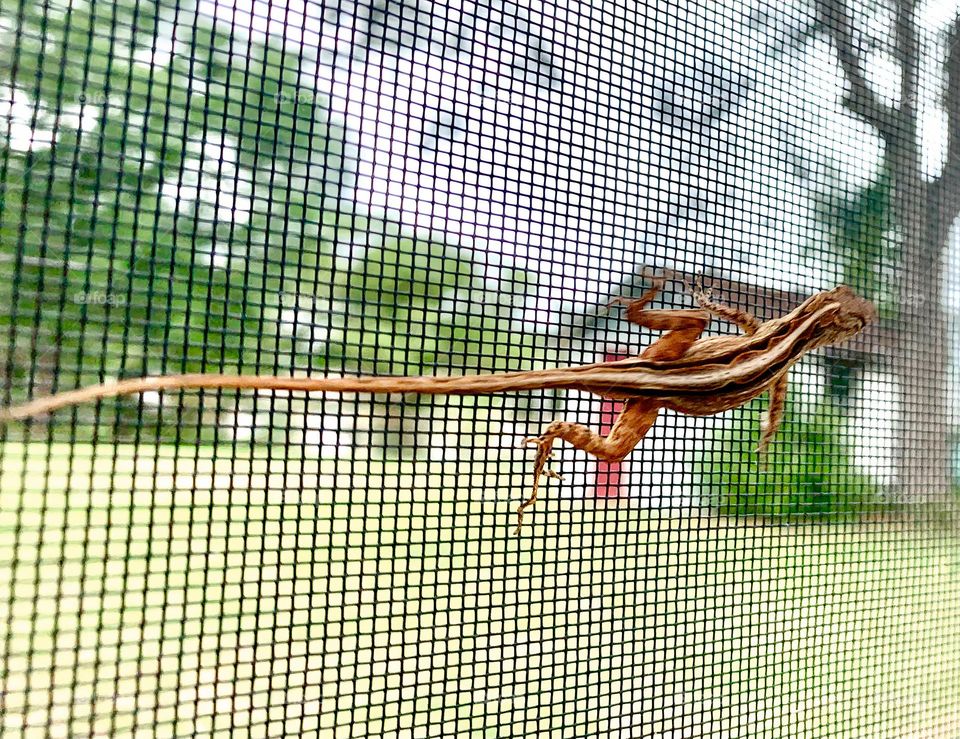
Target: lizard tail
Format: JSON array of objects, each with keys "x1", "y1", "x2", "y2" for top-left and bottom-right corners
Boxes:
[{"x1": 0, "y1": 369, "x2": 585, "y2": 422}]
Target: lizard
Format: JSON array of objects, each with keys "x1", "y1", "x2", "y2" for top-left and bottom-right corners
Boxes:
[{"x1": 0, "y1": 275, "x2": 877, "y2": 533}]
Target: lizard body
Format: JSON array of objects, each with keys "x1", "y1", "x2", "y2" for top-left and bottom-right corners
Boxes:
[{"x1": 0, "y1": 278, "x2": 876, "y2": 532}]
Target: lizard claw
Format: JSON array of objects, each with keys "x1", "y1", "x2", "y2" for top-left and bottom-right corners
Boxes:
[
  {"x1": 639, "y1": 265, "x2": 676, "y2": 283},
  {"x1": 520, "y1": 436, "x2": 564, "y2": 478},
  {"x1": 521, "y1": 436, "x2": 561, "y2": 471},
  {"x1": 691, "y1": 279, "x2": 715, "y2": 305},
  {"x1": 603, "y1": 296, "x2": 633, "y2": 311}
]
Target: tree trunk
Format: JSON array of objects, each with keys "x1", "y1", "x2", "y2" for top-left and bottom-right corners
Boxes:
[
  {"x1": 819, "y1": 0, "x2": 957, "y2": 513},
  {"x1": 891, "y1": 180, "x2": 955, "y2": 511}
]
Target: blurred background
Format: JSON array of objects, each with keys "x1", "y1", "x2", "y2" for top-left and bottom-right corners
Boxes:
[{"x1": 1, "y1": 1, "x2": 959, "y2": 737}]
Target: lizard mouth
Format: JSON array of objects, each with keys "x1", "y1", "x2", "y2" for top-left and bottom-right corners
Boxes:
[
  {"x1": 855, "y1": 296, "x2": 878, "y2": 325},
  {"x1": 800, "y1": 287, "x2": 877, "y2": 348},
  {"x1": 829, "y1": 286, "x2": 877, "y2": 330}
]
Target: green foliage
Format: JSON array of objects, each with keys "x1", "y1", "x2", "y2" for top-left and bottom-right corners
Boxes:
[
  {"x1": 696, "y1": 398, "x2": 885, "y2": 518},
  {"x1": 318, "y1": 216, "x2": 537, "y2": 377},
  {"x1": 809, "y1": 161, "x2": 892, "y2": 312},
  {"x1": 0, "y1": 0, "x2": 539, "y2": 445},
  {"x1": 0, "y1": 3, "x2": 346, "y2": 370},
  {"x1": 267, "y1": 214, "x2": 542, "y2": 458}
]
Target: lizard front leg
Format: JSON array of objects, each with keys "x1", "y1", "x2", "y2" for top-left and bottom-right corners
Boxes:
[
  {"x1": 690, "y1": 285, "x2": 788, "y2": 454},
  {"x1": 691, "y1": 285, "x2": 762, "y2": 335},
  {"x1": 607, "y1": 274, "x2": 714, "y2": 360},
  {"x1": 516, "y1": 399, "x2": 661, "y2": 534},
  {"x1": 758, "y1": 372, "x2": 789, "y2": 455}
]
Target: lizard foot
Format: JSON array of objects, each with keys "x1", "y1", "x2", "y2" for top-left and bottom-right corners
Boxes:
[
  {"x1": 691, "y1": 277, "x2": 714, "y2": 305},
  {"x1": 521, "y1": 437, "x2": 564, "y2": 479},
  {"x1": 516, "y1": 435, "x2": 565, "y2": 534},
  {"x1": 639, "y1": 265, "x2": 677, "y2": 282},
  {"x1": 603, "y1": 268, "x2": 678, "y2": 315},
  {"x1": 754, "y1": 445, "x2": 771, "y2": 471}
]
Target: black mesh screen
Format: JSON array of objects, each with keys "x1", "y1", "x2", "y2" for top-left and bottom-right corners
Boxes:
[{"x1": 2, "y1": 1, "x2": 959, "y2": 736}]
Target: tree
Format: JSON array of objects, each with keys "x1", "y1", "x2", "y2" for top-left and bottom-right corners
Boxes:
[
  {"x1": 817, "y1": 0, "x2": 958, "y2": 506},
  {"x1": 812, "y1": 162, "x2": 892, "y2": 303},
  {"x1": 0, "y1": 0, "x2": 539, "y2": 450},
  {"x1": 0, "y1": 1, "x2": 353, "y2": 440},
  {"x1": 291, "y1": 216, "x2": 546, "y2": 456}
]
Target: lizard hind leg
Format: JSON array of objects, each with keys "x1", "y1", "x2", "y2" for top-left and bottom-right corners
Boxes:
[{"x1": 515, "y1": 399, "x2": 661, "y2": 534}]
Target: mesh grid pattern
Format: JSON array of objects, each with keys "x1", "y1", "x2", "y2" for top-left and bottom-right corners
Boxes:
[{"x1": 1, "y1": 1, "x2": 959, "y2": 737}]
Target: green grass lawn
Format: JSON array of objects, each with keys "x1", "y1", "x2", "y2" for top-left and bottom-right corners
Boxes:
[{"x1": 1, "y1": 442, "x2": 959, "y2": 738}]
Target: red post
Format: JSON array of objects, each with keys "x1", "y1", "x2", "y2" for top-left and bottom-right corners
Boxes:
[{"x1": 595, "y1": 350, "x2": 626, "y2": 498}]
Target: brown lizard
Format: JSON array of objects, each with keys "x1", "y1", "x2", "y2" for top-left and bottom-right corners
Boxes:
[{"x1": 0, "y1": 276, "x2": 876, "y2": 533}]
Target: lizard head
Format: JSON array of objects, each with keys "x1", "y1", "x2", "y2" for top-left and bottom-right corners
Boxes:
[{"x1": 802, "y1": 285, "x2": 877, "y2": 348}]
